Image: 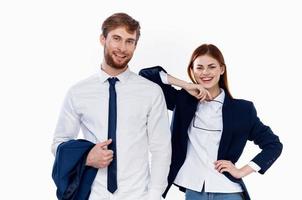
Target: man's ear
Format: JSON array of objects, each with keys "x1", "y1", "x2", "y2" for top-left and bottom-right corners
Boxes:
[{"x1": 100, "y1": 34, "x2": 106, "y2": 46}]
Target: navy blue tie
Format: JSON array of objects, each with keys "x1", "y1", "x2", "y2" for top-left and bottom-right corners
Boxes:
[{"x1": 107, "y1": 77, "x2": 118, "y2": 193}]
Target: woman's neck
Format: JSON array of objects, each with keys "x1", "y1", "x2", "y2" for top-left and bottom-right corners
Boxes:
[{"x1": 208, "y1": 86, "x2": 221, "y2": 99}]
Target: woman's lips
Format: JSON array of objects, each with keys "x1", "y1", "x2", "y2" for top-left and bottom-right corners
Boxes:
[{"x1": 200, "y1": 77, "x2": 213, "y2": 82}]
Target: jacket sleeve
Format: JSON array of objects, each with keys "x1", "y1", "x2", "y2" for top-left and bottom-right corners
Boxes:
[
  {"x1": 248, "y1": 103, "x2": 283, "y2": 174},
  {"x1": 139, "y1": 66, "x2": 178, "y2": 111},
  {"x1": 52, "y1": 140, "x2": 97, "y2": 200}
]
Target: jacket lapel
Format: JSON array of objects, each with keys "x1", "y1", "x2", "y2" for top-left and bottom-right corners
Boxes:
[
  {"x1": 217, "y1": 94, "x2": 233, "y2": 159},
  {"x1": 184, "y1": 91, "x2": 199, "y2": 130}
]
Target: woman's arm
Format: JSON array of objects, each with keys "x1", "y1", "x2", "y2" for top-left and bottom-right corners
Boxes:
[
  {"x1": 214, "y1": 160, "x2": 256, "y2": 179},
  {"x1": 139, "y1": 66, "x2": 178, "y2": 110},
  {"x1": 166, "y1": 73, "x2": 212, "y2": 101},
  {"x1": 139, "y1": 66, "x2": 212, "y2": 110},
  {"x1": 247, "y1": 103, "x2": 283, "y2": 174}
]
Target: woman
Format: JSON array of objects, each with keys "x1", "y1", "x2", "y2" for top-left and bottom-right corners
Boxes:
[{"x1": 139, "y1": 44, "x2": 282, "y2": 200}]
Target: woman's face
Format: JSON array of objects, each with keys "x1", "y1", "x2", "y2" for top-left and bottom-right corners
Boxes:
[{"x1": 192, "y1": 54, "x2": 225, "y2": 92}]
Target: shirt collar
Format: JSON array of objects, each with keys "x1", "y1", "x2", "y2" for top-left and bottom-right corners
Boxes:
[
  {"x1": 98, "y1": 67, "x2": 131, "y2": 84},
  {"x1": 199, "y1": 88, "x2": 225, "y2": 112},
  {"x1": 213, "y1": 88, "x2": 225, "y2": 104}
]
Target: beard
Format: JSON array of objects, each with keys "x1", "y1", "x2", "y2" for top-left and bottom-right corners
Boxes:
[{"x1": 104, "y1": 46, "x2": 132, "y2": 70}]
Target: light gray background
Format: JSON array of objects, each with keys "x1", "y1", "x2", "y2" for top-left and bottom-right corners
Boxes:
[{"x1": 0, "y1": 0, "x2": 300, "y2": 199}]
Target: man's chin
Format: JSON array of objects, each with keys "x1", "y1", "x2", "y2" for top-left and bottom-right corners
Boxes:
[
  {"x1": 104, "y1": 53, "x2": 132, "y2": 70},
  {"x1": 111, "y1": 59, "x2": 131, "y2": 69},
  {"x1": 111, "y1": 62, "x2": 128, "y2": 69}
]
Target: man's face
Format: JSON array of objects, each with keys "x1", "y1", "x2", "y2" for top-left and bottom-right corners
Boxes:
[{"x1": 101, "y1": 27, "x2": 137, "y2": 69}]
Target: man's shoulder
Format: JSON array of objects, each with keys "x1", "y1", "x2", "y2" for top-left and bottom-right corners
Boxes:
[
  {"x1": 69, "y1": 73, "x2": 99, "y2": 92},
  {"x1": 130, "y1": 71, "x2": 162, "y2": 93}
]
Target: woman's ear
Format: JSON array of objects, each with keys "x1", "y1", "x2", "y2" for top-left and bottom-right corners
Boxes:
[{"x1": 221, "y1": 65, "x2": 225, "y2": 75}]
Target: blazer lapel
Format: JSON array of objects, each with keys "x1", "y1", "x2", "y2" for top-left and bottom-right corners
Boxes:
[
  {"x1": 217, "y1": 94, "x2": 233, "y2": 159},
  {"x1": 184, "y1": 91, "x2": 199, "y2": 130}
]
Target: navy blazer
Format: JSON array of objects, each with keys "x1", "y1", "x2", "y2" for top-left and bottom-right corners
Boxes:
[
  {"x1": 139, "y1": 66, "x2": 283, "y2": 200},
  {"x1": 52, "y1": 139, "x2": 98, "y2": 200}
]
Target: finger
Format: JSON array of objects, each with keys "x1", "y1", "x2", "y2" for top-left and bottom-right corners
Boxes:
[
  {"x1": 215, "y1": 160, "x2": 228, "y2": 164},
  {"x1": 200, "y1": 95, "x2": 207, "y2": 102},
  {"x1": 219, "y1": 167, "x2": 229, "y2": 173},
  {"x1": 205, "y1": 90, "x2": 212, "y2": 100},
  {"x1": 198, "y1": 89, "x2": 207, "y2": 98},
  {"x1": 214, "y1": 160, "x2": 226, "y2": 169},
  {"x1": 198, "y1": 90, "x2": 205, "y2": 98},
  {"x1": 100, "y1": 159, "x2": 113, "y2": 168},
  {"x1": 216, "y1": 163, "x2": 224, "y2": 171},
  {"x1": 103, "y1": 157, "x2": 113, "y2": 164},
  {"x1": 103, "y1": 154, "x2": 114, "y2": 161},
  {"x1": 214, "y1": 162, "x2": 222, "y2": 170},
  {"x1": 192, "y1": 90, "x2": 201, "y2": 99},
  {"x1": 99, "y1": 139, "x2": 112, "y2": 148},
  {"x1": 104, "y1": 158, "x2": 113, "y2": 166},
  {"x1": 197, "y1": 88, "x2": 203, "y2": 96},
  {"x1": 217, "y1": 163, "x2": 228, "y2": 172},
  {"x1": 214, "y1": 160, "x2": 223, "y2": 166},
  {"x1": 104, "y1": 150, "x2": 114, "y2": 156}
]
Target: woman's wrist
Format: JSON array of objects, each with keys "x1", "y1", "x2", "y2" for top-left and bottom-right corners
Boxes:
[{"x1": 183, "y1": 82, "x2": 192, "y2": 91}]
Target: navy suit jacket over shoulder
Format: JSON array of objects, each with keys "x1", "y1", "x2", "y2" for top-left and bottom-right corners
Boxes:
[
  {"x1": 52, "y1": 139, "x2": 98, "y2": 200},
  {"x1": 139, "y1": 66, "x2": 283, "y2": 200}
]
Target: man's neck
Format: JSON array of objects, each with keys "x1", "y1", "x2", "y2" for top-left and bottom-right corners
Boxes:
[{"x1": 101, "y1": 62, "x2": 128, "y2": 77}]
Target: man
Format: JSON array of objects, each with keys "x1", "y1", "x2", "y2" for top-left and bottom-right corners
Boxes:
[{"x1": 52, "y1": 13, "x2": 171, "y2": 200}]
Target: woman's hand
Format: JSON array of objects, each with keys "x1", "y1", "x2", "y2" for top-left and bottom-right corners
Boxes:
[
  {"x1": 184, "y1": 83, "x2": 212, "y2": 101},
  {"x1": 214, "y1": 160, "x2": 255, "y2": 179}
]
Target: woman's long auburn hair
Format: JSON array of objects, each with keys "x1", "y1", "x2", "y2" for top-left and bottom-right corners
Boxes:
[{"x1": 187, "y1": 44, "x2": 233, "y2": 99}]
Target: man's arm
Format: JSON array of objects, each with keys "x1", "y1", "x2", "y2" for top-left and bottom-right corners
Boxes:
[
  {"x1": 147, "y1": 86, "x2": 172, "y2": 200},
  {"x1": 51, "y1": 88, "x2": 81, "y2": 155}
]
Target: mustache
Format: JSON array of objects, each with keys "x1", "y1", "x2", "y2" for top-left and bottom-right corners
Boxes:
[{"x1": 113, "y1": 50, "x2": 128, "y2": 56}]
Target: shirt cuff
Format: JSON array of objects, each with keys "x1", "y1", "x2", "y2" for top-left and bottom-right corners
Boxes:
[
  {"x1": 248, "y1": 161, "x2": 261, "y2": 172},
  {"x1": 159, "y1": 71, "x2": 169, "y2": 84}
]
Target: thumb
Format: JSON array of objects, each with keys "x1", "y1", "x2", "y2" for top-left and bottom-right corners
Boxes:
[{"x1": 98, "y1": 139, "x2": 112, "y2": 148}]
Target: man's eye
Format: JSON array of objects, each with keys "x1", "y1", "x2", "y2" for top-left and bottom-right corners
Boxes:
[{"x1": 127, "y1": 40, "x2": 135, "y2": 45}]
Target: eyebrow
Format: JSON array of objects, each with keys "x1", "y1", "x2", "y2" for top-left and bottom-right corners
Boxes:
[
  {"x1": 112, "y1": 34, "x2": 136, "y2": 41},
  {"x1": 126, "y1": 38, "x2": 136, "y2": 42},
  {"x1": 112, "y1": 34, "x2": 121, "y2": 38},
  {"x1": 196, "y1": 63, "x2": 217, "y2": 67}
]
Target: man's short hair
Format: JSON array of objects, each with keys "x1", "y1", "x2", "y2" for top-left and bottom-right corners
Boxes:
[{"x1": 102, "y1": 13, "x2": 141, "y2": 43}]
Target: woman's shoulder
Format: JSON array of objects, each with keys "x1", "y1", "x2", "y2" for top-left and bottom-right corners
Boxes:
[{"x1": 229, "y1": 97, "x2": 255, "y2": 110}]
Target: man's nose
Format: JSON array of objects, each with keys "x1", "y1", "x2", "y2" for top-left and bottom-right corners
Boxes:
[{"x1": 117, "y1": 41, "x2": 127, "y2": 52}]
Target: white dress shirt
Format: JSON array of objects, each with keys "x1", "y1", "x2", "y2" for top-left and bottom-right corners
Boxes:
[
  {"x1": 52, "y1": 68, "x2": 171, "y2": 200},
  {"x1": 159, "y1": 71, "x2": 260, "y2": 193}
]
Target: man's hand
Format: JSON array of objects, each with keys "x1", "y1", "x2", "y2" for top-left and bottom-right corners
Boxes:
[{"x1": 86, "y1": 139, "x2": 113, "y2": 168}]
